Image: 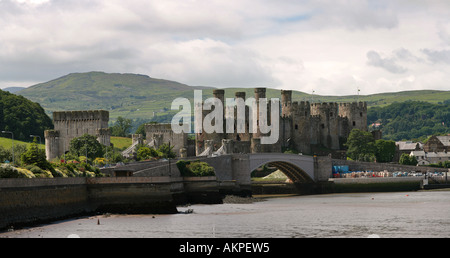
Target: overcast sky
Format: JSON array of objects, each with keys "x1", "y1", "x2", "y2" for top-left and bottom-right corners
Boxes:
[{"x1": 1, "y1": 0, "x2": 450, "y2": 95}]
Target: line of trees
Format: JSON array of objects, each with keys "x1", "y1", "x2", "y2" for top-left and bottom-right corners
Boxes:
[
  {"x1": 368, "y1": 101, "x2": 449, "y2": 141},
  {"x1": 0, "y1": 90, "x2": 53, "y2": 142},
  {"x1": 345, "y1": 129, "x2": 396, "y2": 163}
]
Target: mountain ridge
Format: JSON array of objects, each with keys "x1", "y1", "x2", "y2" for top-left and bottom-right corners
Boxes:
[{"x1": 17, "y1": 71, "x2": 450, "y2": 121}]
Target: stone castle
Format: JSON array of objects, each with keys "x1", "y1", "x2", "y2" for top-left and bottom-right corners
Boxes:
[
  {"x1": 193, "y1": 88, "x2": 367, "y2": 156},
  {"x1": 45, "y1": 110, "x2": 110, "y2": 160},
  {"x1": 45, "y1": 88, "x2": 367, "y2": 160}
]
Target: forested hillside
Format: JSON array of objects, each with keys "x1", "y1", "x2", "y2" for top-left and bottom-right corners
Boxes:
[
  {"x1": 0, "y1": 90, "x2": 53, "y2": 141},
  {"x1": 367, "y1": 101, "x2": 449, "y2": 141}
]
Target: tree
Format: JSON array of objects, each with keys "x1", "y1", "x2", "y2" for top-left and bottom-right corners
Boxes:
[
  {"x1": 21, "y1": 139, "x2": 51, "y2": 170},
  {"x1": 176, "y1": 160, "x2": 215, "y2": 177},
  {"x1": 0, "y1": 90, "x2": 53, "y2": 142},
  {"x1": 136, "y1": 146, "x2": 158, "y2": 161},
  {"x1": 110, "y1": 116, "x2": 132, "y2": 137},
  {"x1": 399, "y1": 153, "x2": 418, "y2": 166},
  {"x1": 345, "y1": 129, "x2": 376, "y2": 161},
  {"x1": 135, "y1": 123, "x2": 147, "y2": 137},
  {"x1": 69, "y1": 134, "x2": 105, "y2": 161},
  {"x1": 374, "y1": 139, "x2": 396, "y2": 163},
  {"x1": 367, "y1": 101, "x2": 450, "y2": 141},
  {"x1": 157, "y1": 143, "x2": 176, "y2": 159}
]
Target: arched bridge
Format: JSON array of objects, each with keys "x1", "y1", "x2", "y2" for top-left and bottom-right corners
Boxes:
[
  {"x1": 238, "y1": 153, "x2": 315, "y2": 184},
  {"x1": 176, "y1": 153, "x2": 331, "y2": 186},
  {"x1": 108, "y1": 153, "x2": 332, "y2": 187}
]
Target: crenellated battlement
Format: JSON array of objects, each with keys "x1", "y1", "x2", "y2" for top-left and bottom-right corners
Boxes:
[
  {"x1": 145, "y1": 123, "x2": 172, "y2": 133},
  {"x1": 338, "y1": 101, "x2": 367, "y2": 109},
  {"x1": 311, "y1": 102, "x2": 339, "y2": 107},
  {"x1": 291, "y1": 101, "x2": 311, "y2": 117},
  {"x1": 44, "y1": 130, "x2": 59, "y2": 138},
  {"x1": 53, "y1": 110, "x2": 109, "y2": 122}
]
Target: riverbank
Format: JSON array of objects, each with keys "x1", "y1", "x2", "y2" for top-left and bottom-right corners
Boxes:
[
  {"x1": 1, "y1": 174, "x2": 443, "y2": 231},
  {"x1": 251, "y1": 177, "x2": 433, "y2": 195},
  {"x1": 3, "y1": 191, "x2": 450, "y2": 238}
]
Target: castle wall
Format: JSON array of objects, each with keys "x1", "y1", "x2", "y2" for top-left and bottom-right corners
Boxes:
[
  {"x1": 145, "y1": 123, "x2": 187, "y2": 157},
  {"x1": 193, "y1": 88, "x2": 368, "y2": 157},
  {"x1": 45, "y1": 110, "x2": 110, "y2": 160}
]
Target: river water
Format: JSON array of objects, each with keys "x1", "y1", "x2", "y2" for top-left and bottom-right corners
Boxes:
[{"x1": 2, "y1": 190, "x2": 450, "y2": 238}]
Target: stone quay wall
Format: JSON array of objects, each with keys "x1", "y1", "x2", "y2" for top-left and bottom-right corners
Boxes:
[
  {"x1": 332, "y1": 159, "x2": 449, "y2": 173},
  {"x1": 0, "y1": 176, "x2": 220, "y2": 230}
]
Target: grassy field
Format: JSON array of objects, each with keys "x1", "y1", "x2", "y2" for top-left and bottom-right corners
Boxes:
[
  {"x1": 110, "y1": 136, "x2": 132, "y2": 150},
  {"x1": 0, "y1": 137, "x2": 45, "y2": 149},
  {"x1": 0, "y1": 136, "x2": 131, "y2": 151}
]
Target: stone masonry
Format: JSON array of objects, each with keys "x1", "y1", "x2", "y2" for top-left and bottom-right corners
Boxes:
[{"x1": 45, "y1": 110, "x2": 111, "y2": 160}]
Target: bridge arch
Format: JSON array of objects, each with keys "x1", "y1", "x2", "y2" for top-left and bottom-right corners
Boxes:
[
  {"x1": 257, "y1": 161, "x2": 314, "y2": 183},
  {"x1": 248, "y1": 153, "x2": 315, "y2": 183}
]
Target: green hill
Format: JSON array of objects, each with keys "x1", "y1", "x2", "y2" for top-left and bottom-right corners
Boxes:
[
  {"x1": 368, "y1": 101, "x2": 449, "y2": 141},
  {"x1": 18, "y1": 71, "x2": 213, "y2": 121},
  {"x1": 17, "y1": 71, "x2": 450, "y2": 124}
]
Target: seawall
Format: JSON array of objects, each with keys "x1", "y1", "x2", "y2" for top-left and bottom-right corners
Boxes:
[
  {"x1": 0, "y1": 176, "x2": 220, "y2": 230},
  {"x1": 332, "y1": 159, "x2": 449, "y2": 173}
]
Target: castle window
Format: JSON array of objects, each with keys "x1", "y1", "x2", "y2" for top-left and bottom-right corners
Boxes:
[
  {"x1": 321, "y1": 124, "x2": 325, "y2": 129},
  {"x1": 353, "y1": 121, "x2": 356, "y2": 126},
  {"x1": 330, "y1": 112, "x2": 333, "y2": 117},
  {"x1": 360, "y1": 112, "x2": 363, "y2": 117},
  {"x1": 295, "y1": 124, "x2": 298, "y2": 130}
]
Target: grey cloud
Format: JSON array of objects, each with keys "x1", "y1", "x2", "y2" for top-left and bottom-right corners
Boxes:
[
  {"x1": 421, "y1": 48, "x2": 450, "y2": 64},
  {"x1": 305, "y1": 0, "x2": 399, "y2": 30},
  {"x1": 366, "y1": 50, "x2": 408, "y2": 74},
  {"x1": 393, "y1": 48, "x2": 422, "y2": 62}
]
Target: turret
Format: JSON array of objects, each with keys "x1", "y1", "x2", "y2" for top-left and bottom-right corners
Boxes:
[
  {"x1": 338, "y1": 102, "x2": 368, "y2": 132},
  {"x1": 281, "y1": 90, "x2": 292, "y2": 117}
]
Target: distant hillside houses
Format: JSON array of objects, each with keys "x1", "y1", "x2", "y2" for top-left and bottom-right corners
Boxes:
[{"x1": 398, "y1": 135, "x2": 450, "y2": 166}]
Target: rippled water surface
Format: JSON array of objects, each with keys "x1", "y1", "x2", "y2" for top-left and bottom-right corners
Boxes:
[{"x1": 2, "y1": 190, "x2": 450, "y2": 238}]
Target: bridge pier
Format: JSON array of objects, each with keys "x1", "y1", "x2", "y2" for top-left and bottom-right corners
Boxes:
[{"x1": 313, "y1": 156, "x2": 333, "y2": 182}]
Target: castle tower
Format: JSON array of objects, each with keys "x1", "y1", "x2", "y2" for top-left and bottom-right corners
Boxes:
[
  {"x1": 227, "y1": 91, "x2": 251, "y2": 142},
  {"x1": 290, "y1": 101, "x2": 311, "y2": 153},
  {"x1": 281, "y1": 90, "x2": 292, "y2": 118},
  {"x1": 194, "y1": 90, "x2": 226, "y2": 155},
  {"x1": 44, "y1": 130, "x2": 59, "y2": 161},
  {"x1": 253, "y1": 88, "x2": 266, "y2": 140},
  {"x1": 338, "y1": 102, "x2": 368, "y2": 133},
  {"x1": 310, "y1": 103, "x2": 340, "y2": 150},
  {"x1": 96, "y1": 128, "x2": 111, "y2": 147},
  {"x1": 145, "y1": 123, "x2": 187, "y2": 157},
  {"x1": 212, "y1": 89, "x2": 225, "y2": 106},
  {"x1": 235, "y1": 91, "x2": 246, "y2": 100},
  {"x1": 45, "y1": 110, "x2": 110, "y2": 160}
]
